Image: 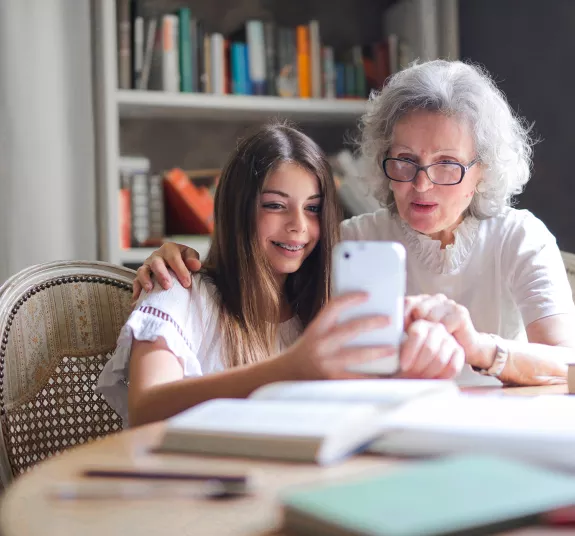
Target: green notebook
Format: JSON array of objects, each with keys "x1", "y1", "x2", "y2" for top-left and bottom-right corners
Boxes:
[{"x1": 282, "y1": 454, "x2": 575, "y2": 536}]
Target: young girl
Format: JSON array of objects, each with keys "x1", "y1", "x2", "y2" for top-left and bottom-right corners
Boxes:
[{"x1": 97, "y1": 123, "x2": 463, "y2": 427}]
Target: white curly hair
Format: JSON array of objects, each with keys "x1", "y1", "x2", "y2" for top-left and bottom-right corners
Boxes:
[{"x1": 359, "y1": 59, "x2": 535, "y2": 219}]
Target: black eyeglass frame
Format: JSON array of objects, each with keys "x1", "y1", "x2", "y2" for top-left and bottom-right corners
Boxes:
[{"x1": 382, "y1": 157, "x2": 480, "y2": 186}]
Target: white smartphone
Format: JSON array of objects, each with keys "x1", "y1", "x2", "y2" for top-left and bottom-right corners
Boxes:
[{"x1": 332, "y1": 241, "x2": 406, "y2": 376}]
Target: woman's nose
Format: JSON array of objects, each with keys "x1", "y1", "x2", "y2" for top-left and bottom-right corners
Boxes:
[{"x1": 412, "y1": 169, "x2": 434, "y2": 192}]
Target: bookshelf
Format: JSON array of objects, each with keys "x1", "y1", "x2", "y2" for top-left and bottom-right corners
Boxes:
[
  {"x1": 92, "y1": 0, "x2": 370, "y2": 267},
  {"x1": 117, "y1": 90, "x2": 367, "y2": 122}
]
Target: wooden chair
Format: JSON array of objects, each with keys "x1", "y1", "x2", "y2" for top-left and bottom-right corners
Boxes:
[{"x1": 0, "y1": 261, "x2": 135, "y2": 488}]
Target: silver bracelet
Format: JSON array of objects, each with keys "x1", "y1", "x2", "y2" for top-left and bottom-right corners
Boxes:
[{"x1": 478, "y1": 334, "x2": 510, "y2": 378}]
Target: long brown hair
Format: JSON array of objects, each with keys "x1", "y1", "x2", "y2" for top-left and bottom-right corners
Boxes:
[{"x1": 202, "y1": 123, "x2": 341, "y2": 368}]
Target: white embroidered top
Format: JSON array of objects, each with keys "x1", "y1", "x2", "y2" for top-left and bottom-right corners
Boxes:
[
  {"x1": 341, "y1": 207, "x2": 575, "y2": 386},
  {"x1": 96, "y1": 273, "x2": 303, "y2": 426}
]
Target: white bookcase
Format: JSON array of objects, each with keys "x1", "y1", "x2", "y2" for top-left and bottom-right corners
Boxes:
[{"x1": 91, "y1": 0, "x2": 369, "y2": 266}]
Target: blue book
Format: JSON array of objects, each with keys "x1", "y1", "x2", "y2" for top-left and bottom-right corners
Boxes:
[
  {"x1": 243, "y1": 44, "x2": 252, "y2": 95},
  {"x1": 335, "y1": 63, "x2": 345, "y2": 98},
  {"x1": 231, "y1": 43, "x2": 247, "y2": 94},
  {"x1": 282, "y1": 454, "x2": 575, "y2": 536}
]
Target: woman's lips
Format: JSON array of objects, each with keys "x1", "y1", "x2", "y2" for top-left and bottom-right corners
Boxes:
[{"x1": 410, "y1": 201, "x2": 437, "y2": 214}]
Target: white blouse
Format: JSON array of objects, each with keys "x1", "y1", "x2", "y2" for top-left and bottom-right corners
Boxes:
[
  {"x1": 341, "y1": 207, "x2": 575, "y2": 386},
  {"x1": 96, "y1": 273, "x2": 302, "y2": 426}
]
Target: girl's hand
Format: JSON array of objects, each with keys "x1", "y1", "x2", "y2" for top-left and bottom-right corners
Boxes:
[
  {"x1": 281, "y1": 292, "x2": 396, "y2": 380},
  {"x1": 399, "y1": 319, "x2": 465, "y2": 379},
  {"x1": 133, "y1": 242, "x2": 202, "y2": 300},
  {"x1": 404, "y1": 294, "x2": 485, "y2": 369}
]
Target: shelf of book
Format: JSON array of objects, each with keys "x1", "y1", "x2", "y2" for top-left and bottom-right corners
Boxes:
[
  {"x1": 117, "y1": 90, "x2": 368, "y2": 122},
  {"x1": 119, "y1": 235, "x2": 211, "y2": 265}
]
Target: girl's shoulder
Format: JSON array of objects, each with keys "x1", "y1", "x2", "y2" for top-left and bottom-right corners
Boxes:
[{"x1": 132, "y1": 271, "x2": 221, "y2": 328}]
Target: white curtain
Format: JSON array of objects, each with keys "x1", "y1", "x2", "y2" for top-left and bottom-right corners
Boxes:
[{"x1": 0, "y1": 0, "x2": 97, "y2": 284}]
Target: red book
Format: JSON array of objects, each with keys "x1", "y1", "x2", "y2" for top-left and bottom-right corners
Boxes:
[{"x1": 163, "y1": 168, "x2": 214, "y2": 235}]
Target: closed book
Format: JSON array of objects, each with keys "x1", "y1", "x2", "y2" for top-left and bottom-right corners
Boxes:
[
  {"x1": 116, "y1": 0, "x2": 131, "y2": 89},
  {"x1": 162, "y1": 15, "x2": 180, "y2": 92},
  {"x1": 372, "y1": 41, "x2": 390, "y2": 89},
  {"x1": 282, "y1": 454, "x2": 575, "y2": 536},
  {"x1": 344, "y1": 62, "x2": 355, "y2": 98},
  {"x1": 210, "y1": 33, "x2": 225, "y2": 94},
  {"x1": 196, "y1": 21, "x2": 206, "y2": 93},
  {"x1": 335, "y1": 63, "x2": 345, "y2": 98},
  {"x1": 263, "y1": 21, "x2": 276, "y2": 96},
  {"x1": 138, "y1": 18, "x2": 158, "y2": 90},
  {"x1": 131, "y1": 8, "x2": 144, "y2": 89},
  {"x1": 309, "y1": 20, "x2": 322, "y2": 98},
  {"x1": 148, "y1": 174, "x2": 165, "y2": 243},
  {"x1": 231, "y1": 43, "x2": 248, "y2": 95},
  {"x1": 568, "y1": 363, "x2": 575, "y2": 393},
  {"x1": 119, "y1": 156, "x2": 149, "y2": 247},
  {"x1": 352, "y1": 45, "x2": 366, "y2": 98},
  {"x1": 276, "y1": 27, "x2": 297, "y2": 98},
  {"x1": 189, "y1": 17, "x2": 199, "y2": 92},
  {"x1": 118, "y1": 189, "x2": 131, "y2": 249},
  {"x1": 163, "y1": 168, "x2": 214, "y2": 234},
  {"x1": 203, "y1": 33, "x2": 212, "y2": 93},
  {"x1": 296, "y1": 25, "x2": 311, "y2": 98},
  {"x1": 157, "y1": 380, "x2": 458, "y2": 465},
  {"x1": 322, "y1": 46, "x2": 335, "y2": 99},
  {"x1": 246, "y1": 20, "x2": 266, "y2": 95},
  {"x1": 177, "y1": 7, "x2": 193, "y2": 92},
  {"x1": 130, "y1": 172, "x2": 151, "y2": 247}
]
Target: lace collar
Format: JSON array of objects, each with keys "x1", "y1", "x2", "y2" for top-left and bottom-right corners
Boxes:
[{"x1": 396, "y1": 215, "x2": 481, "y2": 275}]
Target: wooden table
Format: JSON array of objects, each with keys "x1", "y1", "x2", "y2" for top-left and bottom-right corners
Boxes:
[{"x1": 0, "y1": 385, "x2": 570, "y2": 536}]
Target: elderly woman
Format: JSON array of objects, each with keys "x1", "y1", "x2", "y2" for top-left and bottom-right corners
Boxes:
[{"x1": 135, "y1": 60, "x2": 575, "y2": 386}]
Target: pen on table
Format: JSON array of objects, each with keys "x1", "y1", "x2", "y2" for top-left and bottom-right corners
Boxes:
[
  {"x1": 49, "y1": 480, "x2": 248, "y2": 501},
  {"x1": 82, "y1": 468, "x2": 249, "y2": 484}
]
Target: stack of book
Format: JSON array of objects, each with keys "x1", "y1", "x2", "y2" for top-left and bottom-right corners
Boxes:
[
  {"x1": 117, "y1": 1, "x2": 398, "y2": 99},
  {"x1": 118, "y1": 156, "x2": 217, "y2": 249}
]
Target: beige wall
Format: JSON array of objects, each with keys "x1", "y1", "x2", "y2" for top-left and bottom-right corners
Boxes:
[{"x1": 0, "y1": 0, "x2": 97, "y2": 283}]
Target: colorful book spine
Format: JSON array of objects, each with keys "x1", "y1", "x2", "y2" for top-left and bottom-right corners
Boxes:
[
  {"x1": 178, "y1": 7, "x2": 193, "y2": 92},
  {"x1": 163, "y1": 169, "x2": 215, "y2": 235},
  {"x1": 231, "y1": 43, "x2": 248, "y2": 94},
  {"x1": 246, "y1": 20, "x2": 266, "y2": 95},
  {"x1": 296, "y1": 25, "x2": 310, "y2": 98},
  {"x1": 138, "y1": 18, "x2": 157, "y2": 90},
  {"x1": 322, "y1": 46, "x2": 335, "y2": 99},
  {"x1": 162, "y1": 15, "x2": 180, "y2": 92},
  {"x1": 264, "y1": 21, "x2": 276, "y2": 96},
  {"x1": 309, "y1": 20, "x2": 322, "y2": 98},
  {"x1": 210, "y1": 33, "x2": 225, "y2": 94},
  {"x1": 117, "y1": 0, "x2": 131, "y2": 89},
  {"x1": 335, "y1": 63, "x2": 345, "y2": 98}
]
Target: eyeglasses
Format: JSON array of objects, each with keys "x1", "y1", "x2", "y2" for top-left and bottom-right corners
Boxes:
[{"x1": 382, "y1": 157, "x2": 480, "y2": 186}]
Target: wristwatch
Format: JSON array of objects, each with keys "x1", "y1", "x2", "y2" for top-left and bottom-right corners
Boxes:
[{"x1": 474, "y1": 334, "x2": 510, "y2": 378}]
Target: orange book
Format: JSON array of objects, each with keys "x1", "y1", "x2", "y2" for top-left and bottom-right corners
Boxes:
[
  {"x1": 118, "y1": 188, "x2": 131, "y2": 249},
  {"x1": 163, "y1": 168, "x2": 214, "y2": 235},
  {"x1": 296, "y1": 25, "x2": 311, "y2": 98}
]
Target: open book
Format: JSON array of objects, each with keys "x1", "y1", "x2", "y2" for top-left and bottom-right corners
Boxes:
[
  {"x1": 157, "y1": 379, "x2": 457, "y2": 466},
  {"x1": 369, "y1": 393, "x2": 575, "y2": 472}
]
